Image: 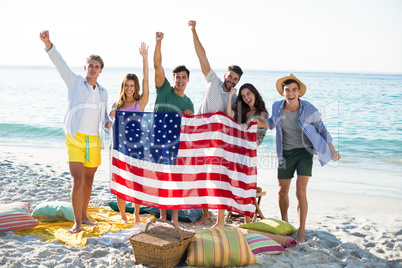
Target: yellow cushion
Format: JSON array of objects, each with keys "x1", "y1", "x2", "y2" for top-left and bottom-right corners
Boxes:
[{"x1": 240, "y1": 218, "x2": 297, "y2": 235}]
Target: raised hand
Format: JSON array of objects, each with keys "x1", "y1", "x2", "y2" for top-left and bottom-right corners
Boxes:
[
  {"x1": 139, "y1": 42, "x2": 149, "y2": 57},
  {"x1": 155, "y1": 32, "x2": 164, "y2": 42},
  {"x1": 39, "y1": 30, "x2": 52, "y2": 51},
  {"x1": 188, "y1": 20, "x2": 196, "y2": 30},
  {"x1": 39, "y1": 30, "x2": 50, "y2": 43}
]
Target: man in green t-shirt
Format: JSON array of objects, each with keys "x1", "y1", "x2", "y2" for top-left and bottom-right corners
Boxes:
[
  {"x1": 153, "y1": 31, "x2": 194, "y2": 225},
  {"x1": 153, "y1": 31, "x2": 194, "y2": 115}
]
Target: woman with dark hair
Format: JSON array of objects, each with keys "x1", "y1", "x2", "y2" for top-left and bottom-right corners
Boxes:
[
  {"x1": 109, "y1": 42, "x2": 149, "y2": 224},
  {"x1": 227, "y1": 83, "x2": 269, "y2": 146}
]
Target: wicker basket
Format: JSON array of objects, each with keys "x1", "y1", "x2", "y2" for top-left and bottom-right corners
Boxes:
[{"x1": 129, "y1": 218, "x2": 195, "y2": 268}]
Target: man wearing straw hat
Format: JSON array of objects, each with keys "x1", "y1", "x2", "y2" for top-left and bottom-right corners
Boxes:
[{"x1": 267, "y1": 74, "x2": 341, "y2": 243}]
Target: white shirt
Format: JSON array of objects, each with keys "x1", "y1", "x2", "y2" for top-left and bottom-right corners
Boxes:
[
  {"x1": 197, "y1": 70, "x2": 237, "y2": 114},
  {"x1": 77, "y1": 85, "x2": 100, "y2": 135}
]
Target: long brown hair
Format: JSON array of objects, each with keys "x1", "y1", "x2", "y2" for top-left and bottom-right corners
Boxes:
[
  {"x1": 116, "y1": 73, "x2": 140, "y2": 110},
  {"x1": 232, "y1": 83, "x2": 267, "y2": 124}
]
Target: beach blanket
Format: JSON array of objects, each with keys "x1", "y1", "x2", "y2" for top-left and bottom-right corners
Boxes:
[
  {"x1": 14, "y1": 206, "x2": 154, "y2": 247},
  {"x1": 111, "y1": 111, "x2": 258, "y2": 217}
]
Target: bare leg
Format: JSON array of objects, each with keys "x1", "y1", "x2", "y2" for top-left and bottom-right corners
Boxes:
[
  {"x1": 171, "y1": 209, "x2": 180, "y2": 225},
  {"x1": 117, "y1": 197, "x2": 128, "y2": 224},
  {"x1": 195, "y1": 208, "x2": 210, "y2": 225},
  {"x1": 278, "y1": 178, "x2": 292, "y2": 222},
  {"x1": 67, "y1": 162, "x2": 85, "y2": 234},
  {"x1": 81, "y1": 166, "x2": 97, "y2": 226},
  {"x1": 134, "y1": 203, "x2": 141, "y2": 224},
  {"x1": 296, "y1": 175, "x2": 309, "y2": 243},
  {"x1": 211, "y1": 209, "x2": 225, "y2": 228},
  {"x1": 160, "y1": 209, "x2": 167, "y2": 220}
]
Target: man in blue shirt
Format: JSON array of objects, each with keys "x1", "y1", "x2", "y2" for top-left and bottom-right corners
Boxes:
[{"x1": 267, "y1": 74, "x2": 341, "y2": 243}]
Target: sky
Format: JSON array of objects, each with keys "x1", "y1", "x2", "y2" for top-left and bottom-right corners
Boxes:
[{"x1": 1, "y1": 0, "x2": 401, "y2": 74}]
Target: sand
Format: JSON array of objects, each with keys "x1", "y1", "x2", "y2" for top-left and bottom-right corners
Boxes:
[{"x1": 1, "y1": 145, "x2": 401, "y2": 267}]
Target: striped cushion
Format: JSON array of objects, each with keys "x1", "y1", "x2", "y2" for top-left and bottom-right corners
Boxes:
[
  {"x1": 186, "y1": 226, "x2": 257, "y2": 267},
  {"x1": 0, "y1": 202, "x2": 39, "y2": 232},
  {"x1": 244, "y1": 233, "x2": 285, "y2": 254}
]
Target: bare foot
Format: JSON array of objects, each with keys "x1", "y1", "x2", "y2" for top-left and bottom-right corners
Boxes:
[
  {"x1": 82, "y1": 217, "x2": 97, "y2": 226},
  {"x1": 121, "y1": 219, "x2": 128, "y2": 224},
  {"x1": 195, "y1": 214, "x2": 210, "y2": 226},
  {"x1": 134, "y1": 218, "x2": 141, "y2": 224},
  {"x1": 171, "y1": 219, "x2": 180, "y2": 226},
  {"x1": 211, "y1": 221, "x2": 224, "y2": 228},
  {"x1": 67, "y1": 224, "x2": 83, "y2": 234},
  {"x1": 296, "y1": 232, "x2": 306, "y2": 244}
]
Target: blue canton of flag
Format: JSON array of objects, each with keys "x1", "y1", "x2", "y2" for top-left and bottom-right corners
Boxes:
[{"x1": 113, "y1": 112, "x2": 182, "y2": 165}]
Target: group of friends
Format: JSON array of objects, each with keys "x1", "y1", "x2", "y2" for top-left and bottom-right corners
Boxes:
[{"x1": 39, "y1": 20, "x2": 340, "y2": 243}]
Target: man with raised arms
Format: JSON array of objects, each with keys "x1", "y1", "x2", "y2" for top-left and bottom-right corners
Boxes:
[
  {"x1": 153, "y1": 31, "x2": 194, "y2": 225},
  {"x1": 189, "y1": 20, "x2": 243, "y2": 227},
  {"x1": 39, "y1": 30, "x2": 112, "y2": 234}
]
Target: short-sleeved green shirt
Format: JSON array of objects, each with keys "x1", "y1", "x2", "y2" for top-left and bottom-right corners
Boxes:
[{"x1": 154, "y1": 78, "x2": 194, "y2": 113}]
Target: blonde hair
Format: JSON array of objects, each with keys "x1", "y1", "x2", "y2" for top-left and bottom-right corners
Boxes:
[
  {"x1": 86, "y1": 54, "x2": 104, "y2": 69},
  {"x1": 116, "y1": 74, "x2": 140, "y2": 110}
]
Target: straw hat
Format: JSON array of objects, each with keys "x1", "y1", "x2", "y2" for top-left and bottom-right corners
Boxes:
[{"x1": 276, "y1": 74, "x2": 307, "y2": 97}]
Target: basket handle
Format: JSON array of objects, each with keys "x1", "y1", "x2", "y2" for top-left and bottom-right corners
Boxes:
[{"x1": 145, "y1": 218, "x2": 184, "y2": 241}]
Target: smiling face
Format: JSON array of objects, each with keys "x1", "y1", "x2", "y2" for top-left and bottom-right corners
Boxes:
[
  {"x1": 241, "y1": 87, "x2": 256, "y2": 109},
  {"x1": 124, "y1": 79, "x2": 136, "y2": 98},
  {"x1": 173, "y1": 71, "x2": 189, "y2": 92},
  {"x1": 283, "y1": 82, "x2": 301, "y2": 106},
  {"x1": 223, "y1": 70, "x2": 240, "y2": 91}
]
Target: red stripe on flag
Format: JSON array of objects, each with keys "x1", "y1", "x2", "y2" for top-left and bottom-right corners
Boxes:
[
  {"x1": 178, "y1": 140, "x2": 256, "y2": 157},
  {"x1": 181, "y1": 122, "x2": 257, "y2": 142},
  {"x1": 176, "y1": 156, "x2": 256, "y2": 176}
]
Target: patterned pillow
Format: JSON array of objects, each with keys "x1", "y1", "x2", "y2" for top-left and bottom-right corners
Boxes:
[
  {"x1": 240, "y1": 218, "x2": 297, "y2": 235},
  {"x1": 243, "y1": 233, "x2": 285, "y2": 254},
  {"x1": 32, "y1": 201, "x2": 74, "y2": 222},
  {"x1": 186, "y1": 227, "x2": 257, "y2": 267},
  {"x1": 0, "y1": 202, "x2": 39, "y2": 232}
]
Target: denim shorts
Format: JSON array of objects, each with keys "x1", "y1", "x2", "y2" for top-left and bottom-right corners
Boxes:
[{"x1": 278, "y1": 148, "x2": 313, "y2": 179}]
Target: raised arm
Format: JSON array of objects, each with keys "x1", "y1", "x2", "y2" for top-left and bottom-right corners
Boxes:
[
  {"x1": 39, "y1": 30, "x2": 53, "y2": 51},
  {"x1": 226, "y1": 88, "x2": 237, "y2": 118},
  {"x1": 138, "y1": 42, "x2": 149, "y2": 111},
  {"x1": 153, "y1": 32, "x2": 166, "y2": 88},
  {"x1": 189, "y1": 20, "x2": 211, "y2": 77},
  {"x1": 39, "y1": 30, "x2": 76, "y2": 90}
]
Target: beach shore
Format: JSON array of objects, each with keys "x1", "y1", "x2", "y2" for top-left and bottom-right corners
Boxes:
[{"x1": 1, "y1": 145, "x2": 401, "y2": 267}]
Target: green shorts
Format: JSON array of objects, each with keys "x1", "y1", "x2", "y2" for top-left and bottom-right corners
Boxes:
[{"x1": 278, "y1": 148, "x2": 313, "y2": 179}]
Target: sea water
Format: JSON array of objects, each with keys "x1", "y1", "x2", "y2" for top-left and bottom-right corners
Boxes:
[{"x1": 1, "y1": 66, "x2": 401, "y2": 198}]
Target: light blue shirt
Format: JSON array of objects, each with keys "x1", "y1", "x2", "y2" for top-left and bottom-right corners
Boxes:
[
  {"x1": 267, "y1": 99, "x2": 333, "y2": 166},
  {"x1": 46, "y1": 45, "x2": 111, "y2": 138}
]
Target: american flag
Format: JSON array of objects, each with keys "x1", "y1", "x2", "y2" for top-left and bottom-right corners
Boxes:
[{"x1": 110, "y1": 111, "x2": 258, "y2": 217}]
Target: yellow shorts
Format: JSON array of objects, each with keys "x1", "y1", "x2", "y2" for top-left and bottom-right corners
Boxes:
[{"x1": 66, "y1": 132, "x2": 101, "y2": 168}]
